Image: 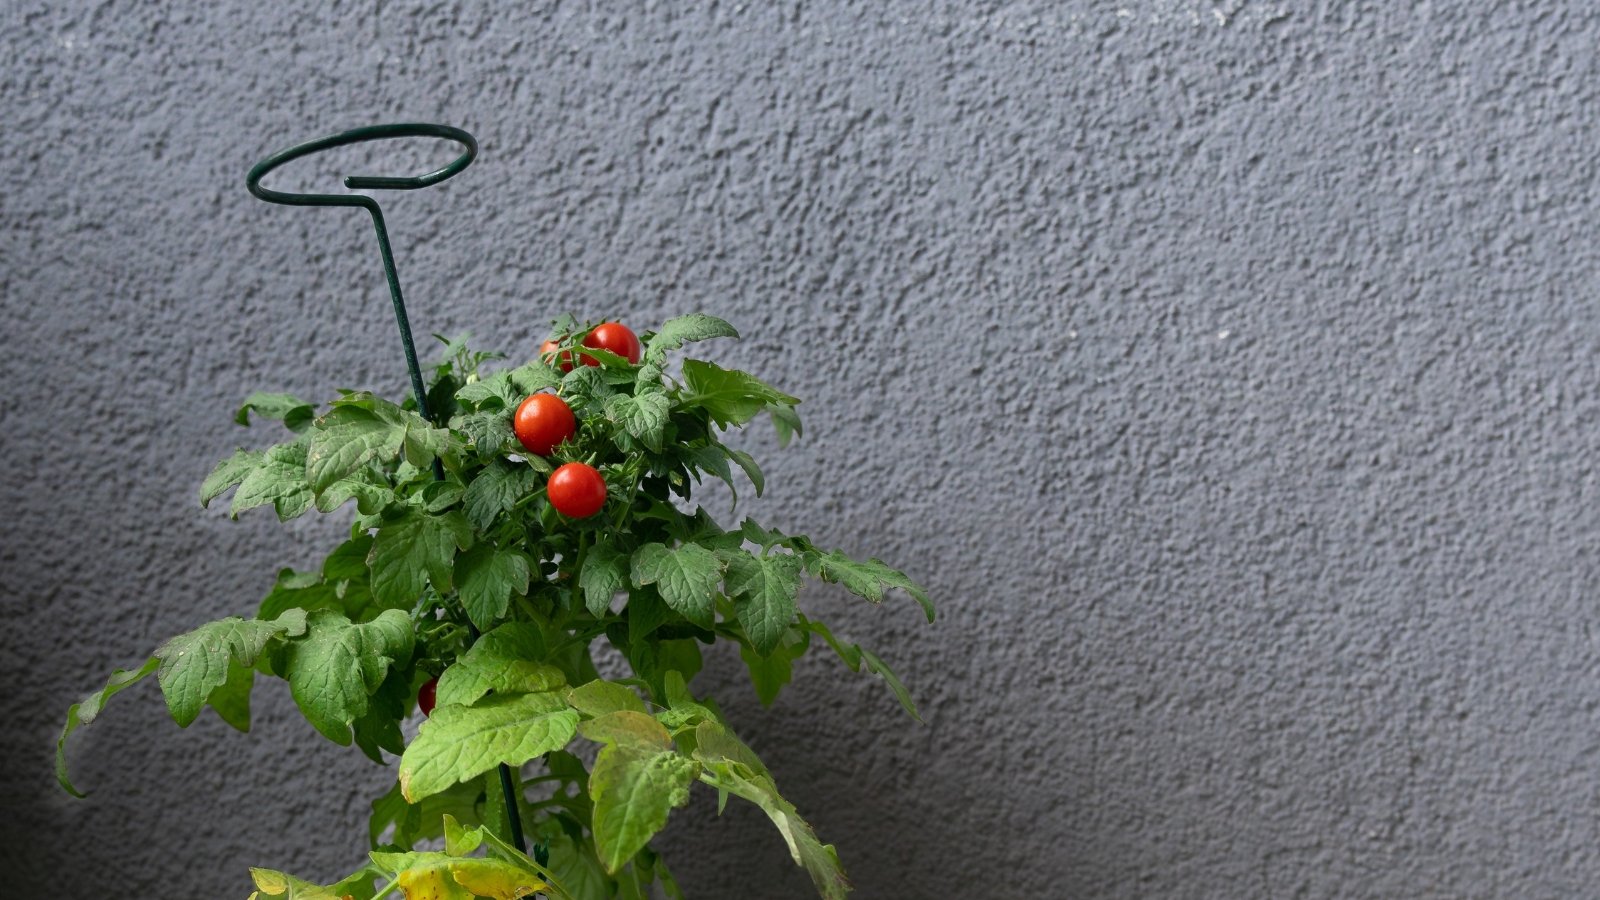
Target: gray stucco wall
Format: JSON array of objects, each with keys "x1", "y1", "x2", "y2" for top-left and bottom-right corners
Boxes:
[{"x1": 7, "y1": 2, "x2": 1600, "y2": 897}]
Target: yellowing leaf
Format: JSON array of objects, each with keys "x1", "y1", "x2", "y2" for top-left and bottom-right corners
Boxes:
[
  {"x1": 579, "y1": 711, "x2": 698, "y2": 873},
  {"x1": 449, "y1": 858, "x2": 550, "y2": 899},
  {"x1": 247, "y1": 867, "x2": 346, "y2": 899}
]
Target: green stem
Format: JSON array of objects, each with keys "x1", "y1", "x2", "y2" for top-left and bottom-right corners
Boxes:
[{"x1": 611, "y1": 462, "x2": 646, "y2": 531}]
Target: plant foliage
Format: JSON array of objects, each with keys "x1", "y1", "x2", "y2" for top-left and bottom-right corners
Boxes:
[{"x1": 57, "y1": 316, "x2": 932, "y2": 899}]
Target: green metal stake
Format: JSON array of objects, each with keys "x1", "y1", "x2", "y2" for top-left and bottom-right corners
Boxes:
[{"x1": 246, "y1": 123, "x2": 533, "y2": 859}]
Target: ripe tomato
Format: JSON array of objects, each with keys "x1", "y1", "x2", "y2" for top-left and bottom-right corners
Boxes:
[
  {"x1": 419, "y1": 677, "x2": 438, "y2": 717},
  {"x1": 539, "y1": 339, "x2": 574, "y2": 373},
  {"x1": 581, "y1": 322, "x2": 642, "y2": 365},
  {"x1": 513, "y1": 393, "x2": 576, "y2": 456},
  {"x1": 547, "y1": 462, "x2": 607, "y2": 518}
]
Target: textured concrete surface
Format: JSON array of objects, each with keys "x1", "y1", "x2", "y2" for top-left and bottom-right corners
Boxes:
[{"x1": 7, "y1": 1, "x2": 1600, "y2": 897}]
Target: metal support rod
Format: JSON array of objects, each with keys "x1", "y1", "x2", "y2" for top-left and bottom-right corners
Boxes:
[{"x1": 246, "y1": 124, "x2": 530, "y2": 856}]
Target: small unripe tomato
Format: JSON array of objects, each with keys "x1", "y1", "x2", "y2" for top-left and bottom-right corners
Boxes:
[
  {"x1": 540, "y1": 339, "x2": 574, "y2": 372},
  {"x1": 581, "y1": 322, "x2": 642, "y2": 365},
  {"x1": 513, "y1": 393, "x2": 576, "y2": 456},
  {"x1": 547, "y1": 462, "x2": 607, "y2": 518},
  {"x1": 418, "y1": 677, "x2": 439, "y2": 717}
]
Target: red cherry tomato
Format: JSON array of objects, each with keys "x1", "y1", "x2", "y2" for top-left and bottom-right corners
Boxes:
[
  {"x1": 540, "y1": 339, "x2": 574, "y2": 373},
  {"x1": 419, "y1": 677, "x2": 438, "y2": 717},
  {"x1": 547, "y1": 462, "x2": 608, "y2": 518},
  {"x1": 581, "y1": 322, "x2": 642, "y2": 365},
  {"x1": 513, "y1": 393, "x2": 576, "y2": 456}
]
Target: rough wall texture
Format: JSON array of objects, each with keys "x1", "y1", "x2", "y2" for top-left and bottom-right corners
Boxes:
[{"x1": 6, "y1": 1, "x2": 1600, "y2": 897}]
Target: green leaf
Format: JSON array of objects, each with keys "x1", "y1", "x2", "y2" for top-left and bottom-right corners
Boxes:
[
  {"x1": 399, "y1": 692, "x2": 579, "y2": 802},
  {"x1": 562, "y1": 366, "x2": 616, "y2": 409},
  {"x1": 324, "y1": 534, "x2": 374, "y2": 582},
  {"x1": 568, "y1": 680, "x2": 649, "y2": 718},
  {"x1": 604, "y1": 392, "x2": 670, "y2": 452},
  {"x1": 231, "y1": 441, "x2": 314, "y2": 520},
  {"x1": 462, "y1": 460, "x2": 541, "y2": 531},
  {"x1": 314, "y1": 471, "x2": 393, "y2": 516},
  {"x1": 579, "y1": 711, "x2": 699, "y2": 873},
  {"x1": 369, "y1": 780, "x2": 486, "y2": 852},
  {"x1": 435, "y1": 624, "x2": 564, "y2": 709},
  {"x1": 235, "y1": 392, "x2": 315, "y2": 431},
  {"x1": 200, "y1": 448, "x2": 260, "y2": 507},
  {"x1": 679, "y1": 359, "x2": 799, "y2": 428},
  {"x1": 644, "y1": 314, "x2": 739, "y2": 359},
  {"x1": 281, "y1": 609, "x2": 414, "y2": 745},
  {"x1": 452, "y1": 410, "x2": 517, "y2": 455},
  {"x1": 630, "y1": 542, "x2": 722, "y2": 628},
  {"x1": 403, "y1": 419, "x2": 458, "y2": 470},
  {"x1": 453, "y1": 371, "x2": 516, "y2": 410},
  {"x1": 859, "y1": 648, "x2": 920, "y2": 722},
  {"x1": 154, "y1": 610, "x2": 308, "y2": 727},
  {"x1": 727, "y1": 448, "x2": 764, "y2": 497},
  {"x1": 798, "y1": 617, "x2": 861, "y2": 669},
  {"x1": 799, "y1": 618, "x2": 920, "y2": 721},
  {"x1": 306, "y1": 398, "x2": 409, "y2": 493},
  {"x1": 693, "y1": 723, "x2": 849, "y2": 900},
  {"x1": 653, "y1": 671, "x2": 719, "y2": 732},
  {"x1": 740, "y1": 518, "x2": 806, "y2": 551},
  {"x1": 627, "y1": 588, "x2": 672, "y2": 648},
  {"x1": 769, "y1": 402, "x2": 803, "y2": 447},
  {"x1": 369, "y1": 507, "x2": 473, "y2": 609},
  {"x1": 579, "y1": 542, "x2": 628, "y2": 617},
  {"x1": 505, "y1": 362, "x2": 564, "y2": 396},
  {"x1": 806, "y1": 550, "x2": 935, "y2": 622},
  {"x1": 258, "y1": 568, "x2": 341, "y2": 620},
  {"x1": 422, "y1": 480, "x2": 466, "y2": 513},
  {"x1": 455, "y1": 544, "x2": 531, "y2": 631},
  {"x1": 326, "y1": 865, "x2": 384, "y2": 900},
  {"x1": 55, "y1": 658, "x2": 159, "y2": 797},
  {"x1": 679, "y1": 446, "x2": 740, "y2": 505},
  {"x1": 739, "y1": 638, "x2": 799, "y2": 707},
  {"x1": 546, "y1": 833, "x2": 612, "y2": 900},
  {"x1": 692, "y1": 720, "x2": 768, "y2": 777},
  {"x1": 724, "y1": 551, "x2": 801, "y2": 656},
  {"x1": 207, "y1": 660, "x2": 256, "y2": 731}
]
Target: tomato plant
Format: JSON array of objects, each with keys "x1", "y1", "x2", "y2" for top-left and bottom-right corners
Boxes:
[
  {"x1": 512, "y1": 393, "x2": 576, "y2": 456},
  {"x1": 55, "y1": 314, "x2": 932, "y2": 900}
]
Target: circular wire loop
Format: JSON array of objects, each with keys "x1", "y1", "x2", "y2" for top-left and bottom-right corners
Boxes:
[{"x1": 246, "y1": 123, "x2": 477, "y2": 206}]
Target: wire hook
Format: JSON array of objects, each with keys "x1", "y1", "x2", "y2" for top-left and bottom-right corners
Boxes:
[{"x1": 246, "y1": 123, "x2": 477, "y2": 421}]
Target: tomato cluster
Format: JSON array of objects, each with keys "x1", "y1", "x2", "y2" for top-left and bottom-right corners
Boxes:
[
  {"x1": 539, "y1": 321, "x2": 642, "y2": 372},
  {"x1": 516, "y1": 321, "x2": 645, "y2": 519}
]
